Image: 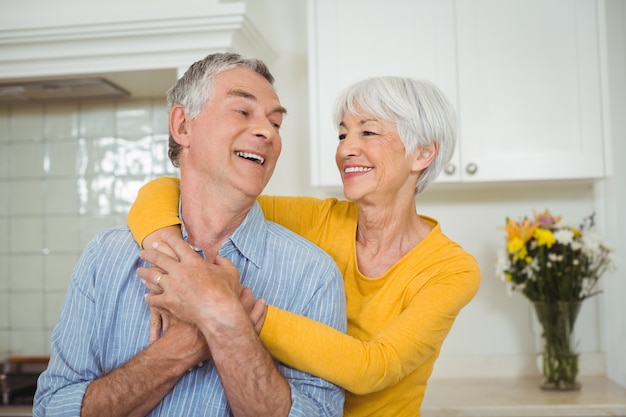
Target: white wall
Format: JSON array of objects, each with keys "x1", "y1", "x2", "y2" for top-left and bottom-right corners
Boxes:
[
  {"x1": 600, "y1": 0, "x2": 626, "y2": 387},
  {"x1": 0, "y1": 0, "x2": 622, "y2": 386}
]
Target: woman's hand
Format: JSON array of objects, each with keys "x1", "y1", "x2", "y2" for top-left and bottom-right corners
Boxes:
[{"x1": 138, "y1": 233, "x2": 267, "y2": 335}]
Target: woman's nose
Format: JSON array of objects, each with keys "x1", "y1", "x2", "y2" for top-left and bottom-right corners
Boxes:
[{"x1": 337, "y1": 133, "x2": 359, "y2": 157}]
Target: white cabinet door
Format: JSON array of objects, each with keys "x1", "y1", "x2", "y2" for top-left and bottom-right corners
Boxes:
[
  {"x1": 451, "y1": 0, "x2": 605, "y2": 182},
  {"x1": 308, "y1": 0, "x2": 458, "y2": 186}
]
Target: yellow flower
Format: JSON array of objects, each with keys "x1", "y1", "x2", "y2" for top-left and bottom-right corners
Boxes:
[
  {"x1": 534, "y1": 228, "x2": 556, "y2": 248},
  {"x1": 503, "y1": 218, "x2": 538, "y2": 244},
  {"x1": 507, "y1": 237, "x2": 528, "y2": 260}
]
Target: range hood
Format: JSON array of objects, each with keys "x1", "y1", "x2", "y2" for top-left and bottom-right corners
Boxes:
[{"x1": 0, "y1": 77, "x2": 131, "y2": 104}]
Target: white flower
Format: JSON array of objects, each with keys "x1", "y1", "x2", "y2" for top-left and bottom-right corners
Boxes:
[
  {"x1": 581, "y1": 231, "x2": 603, "y2": 255},
  {"x1": 495, "y1": 248, "x2": 510, "y2": 282},
  {"x1": 553, "y1": 228, "x2": 575, "y2": 245}
]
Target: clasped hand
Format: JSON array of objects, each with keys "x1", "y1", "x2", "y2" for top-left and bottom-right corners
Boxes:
[{"x1": 137, "y1": 233, "x2": 267, "y2": 345}]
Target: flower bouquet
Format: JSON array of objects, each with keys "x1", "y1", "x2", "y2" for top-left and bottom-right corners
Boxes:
[{"x1": 496, "y1": 210, "x2": 616, "y2": 390}]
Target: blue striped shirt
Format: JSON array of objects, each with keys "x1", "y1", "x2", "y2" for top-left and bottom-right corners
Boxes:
[{"x1": 34, "y1": 202, "x2": 346, "y2": 416}]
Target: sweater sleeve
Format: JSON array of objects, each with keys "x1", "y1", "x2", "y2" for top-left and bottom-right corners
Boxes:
[
  {"x1": 127, "y1": 176, "x2": 182, "y2": 247},
  {"x1": 260, "y1": 256, "x2": 481, "y2": 395}
]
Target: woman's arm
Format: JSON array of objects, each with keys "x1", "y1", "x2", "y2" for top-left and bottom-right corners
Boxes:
[
  {"x1": 128, "y1": 176, "x2": 182, "y2": 248},
  {"x1": 129, "y1": 177, "x2": 329, "y2": 248},
  {"x1": 261, "y1": 261, "x2": 480, "y2": 394}
]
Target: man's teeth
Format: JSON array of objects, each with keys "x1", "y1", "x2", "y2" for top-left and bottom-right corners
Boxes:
[
  {"x1": 236, "y1": 151, "x2": 265, "y2": 165},
  {"x1": 345, "y1": 166, "x2": 373, "y2": 173}
]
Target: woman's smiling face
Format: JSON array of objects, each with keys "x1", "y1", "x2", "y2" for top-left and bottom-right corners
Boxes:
[{"x1": 335, "y1": 110, "x2": 419, "y2": 204}]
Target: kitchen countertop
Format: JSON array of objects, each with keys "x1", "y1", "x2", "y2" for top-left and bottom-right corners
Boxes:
[
  {"x1": 3, "y1": 376, "x2": 624, "y2": 417},
  {"x1": 422, "y1": 376, "x2": 626, "y2": 416},
  {"x1": 0, "y1": 406, "x2": 31, "y2": 417}
]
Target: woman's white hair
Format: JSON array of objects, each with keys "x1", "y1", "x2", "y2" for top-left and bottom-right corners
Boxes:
[{"x1": 332, "y1": 76, "x2": 456, "y2": 194}]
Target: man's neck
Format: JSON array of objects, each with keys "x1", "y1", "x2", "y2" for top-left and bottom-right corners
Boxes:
[{"x1": 179, "y1": 178, "x2": 254, "y2": 260}]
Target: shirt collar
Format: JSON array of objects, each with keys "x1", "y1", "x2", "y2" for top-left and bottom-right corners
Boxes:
[{"x1": 179, "y1": 200, "x2": 266, "y2": 269}]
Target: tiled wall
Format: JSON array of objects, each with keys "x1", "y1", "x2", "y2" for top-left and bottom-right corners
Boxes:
[{"x1": 0, "y1": 98, "x2": 178, "y2": 359}]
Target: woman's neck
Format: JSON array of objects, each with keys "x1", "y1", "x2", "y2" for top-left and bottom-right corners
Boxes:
[{"x1": 355, "y1": 200, "x2": 432, "y2": 278}]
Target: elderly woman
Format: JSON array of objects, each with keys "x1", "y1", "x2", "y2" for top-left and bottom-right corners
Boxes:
[{"x1": 130, "y1": 76, "x2": 481, "y2": 417}]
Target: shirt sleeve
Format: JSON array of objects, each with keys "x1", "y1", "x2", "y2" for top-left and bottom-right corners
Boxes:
[
  {"x1": 33, "y1": 238, "x2": 102, "y2": 416},
  {"x1": 127, "y1": 176, "x2": 182, "y2": 248},
  {"x1": 260, "y1": 257, "x2": 480, "y2": 395}
]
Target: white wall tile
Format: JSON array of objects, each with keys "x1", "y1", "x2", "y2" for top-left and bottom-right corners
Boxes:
[
  {"x1": 0, "y1": 294, "x2": 8, "y2": 326},
  {"x1": 0, "y1": 143, "x2": 8, "y2": 178},
  {"x1": 79, "y1": 102, "x2": 115, "y2": 138},
  {"x1": 10, "y1": 105, "x2": 45, "y2": 142},
  {"x1": 0, "y1": 106, "x2": 9, "y2": 142},
  {"x1": 10, "y1": 292, "x2": 44, "y2": 329},
  {"x1": 9, "y1": 254, "x2": 44, "y2": 291},
  {"x1": 8, "y1": 329, "x2": 47, "y2": 356},
  {"x1": 44, "y1": 178, "x2": 79, "y2": 215},
  {"x1": 10, "y1": 180, "x2": 44, "y2": 215},
  {"x1": 45, "y1": 254, "x2": 78, "y2": 291},
  {"x1": 0, "y1": 331, "x2": 9, "y2": 359},
  {"x1": 45, "y1": 141, "x2": 79, "y2": 176},
  {"x1": 9, "y1": 217, "x2": 44, "y2": 253},
  {"x1": 0, "y1": 219, "x2": 7, "y2": 253},
  {"x1": 79, "y1": 215, "x2": 124, "y2": 247},
  {"x1": 0, "y1": 180, "x2": 7, "y2": 214},
  {"x1": 9, "y1": 142, "x2": 45, "y2": 177},
  {"x1": 151, "y1": 100, "x2": 169, "y2": 134},
  {"x1": 45, "y1": 292, "x2": 66, "y2": 329},
  {"x1": 44, "y1": 103, "x2": 79, "y2": 140},
  {"x1": 0, "y1": 256, "x2": 8, "y2": 290},
  {"x1": 45, "y1": 216, "x2": 81, "y2": 252},
  {"x1": 116, "y1": 99, "x2": 152, "y2": 137}
]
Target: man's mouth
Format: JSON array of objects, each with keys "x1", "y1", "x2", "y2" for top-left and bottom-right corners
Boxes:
[{"x1": 236, "y1": 151, "x2": 265, "y2": 165}]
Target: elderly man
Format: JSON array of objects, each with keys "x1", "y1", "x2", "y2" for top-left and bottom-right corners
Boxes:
[{"x1": 34, "y1": 53, "x2": 346, "y2": 417}]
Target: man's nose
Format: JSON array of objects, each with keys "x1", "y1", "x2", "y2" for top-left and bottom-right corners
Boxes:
[{"x1": 252, "y1": 118, "x2": 276, "y2": 141}]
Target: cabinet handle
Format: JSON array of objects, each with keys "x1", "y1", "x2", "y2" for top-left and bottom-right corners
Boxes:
[
  {"x1": 465, "y1": 163, "x2": 478, "y2": 175},
  {"x1": 444, "y1": 163, "x2": 456, "y2": 175}
]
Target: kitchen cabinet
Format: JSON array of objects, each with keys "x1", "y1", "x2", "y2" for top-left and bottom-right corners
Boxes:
[
  {"x1": 308, "y1": 0, "x2": 606, "y2": 186},
  {"x1": 307, "y1": 0, "x2": 458, "y2": 186},
  {"x1": 452, "y1": 0, "x2": 605, "y2": 183}
]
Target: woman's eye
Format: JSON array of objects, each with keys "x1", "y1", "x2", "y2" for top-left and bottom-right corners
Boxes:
[
  {"x1": 236, "y1": 109, "x2": 249, "y2": 116},
  {"x1": 363, "y1": 130, "x2": 377, "y2": 136},
  {"x1": 338, "y1": 133, "x2": 346, "y2": 141}
]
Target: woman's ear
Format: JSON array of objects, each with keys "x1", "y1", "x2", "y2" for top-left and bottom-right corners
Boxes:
[
  {"x1": 169, "y1": 104, "x2": 191, "y2": 147},
  {"x1": 411, "y1": 142, "x2": 438, "y2": 172}
]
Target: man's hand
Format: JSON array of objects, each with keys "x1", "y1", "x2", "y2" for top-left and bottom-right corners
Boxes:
[{"x1": 138, "y1": 234, "x2": 268, "y2": 336}]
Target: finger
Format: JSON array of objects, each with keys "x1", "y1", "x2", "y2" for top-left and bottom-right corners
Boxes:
[
  {"x1": 214, "y1": 255, "x2": 236, "y2": 269},
  {"x1": 137, "y1": 267, "x2": 166, "y2": 292},
  {"x1": 249, "y1": 299, "x2": 267, "y2": 334},
  {"x1": 240, "y1": 287, "x2": 256, "y2": 313},
  {"x1": 150, "y1": 240, "x2": 177, "y2": 259},
  {"x1": 149, "y1": 307, "x2": 163, "y2": 344},
  {"x1": 162, "y1": 311, "x2": 171, "y2": 334},
  {"x1": 160, "y1": 233, "x2": 201, "y2": 263},
  {"x1": 139, "y1": 248, "x2": 180, "y2": 276}
]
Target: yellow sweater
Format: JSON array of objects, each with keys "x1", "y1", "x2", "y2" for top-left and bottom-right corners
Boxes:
[{"x1": 128, "y1": 177, "x2": 481, "y2": 417}]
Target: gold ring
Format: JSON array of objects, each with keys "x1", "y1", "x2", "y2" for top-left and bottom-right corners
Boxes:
[{"x1": 156, "y1": 274, "x2": 162, "y2": 287}]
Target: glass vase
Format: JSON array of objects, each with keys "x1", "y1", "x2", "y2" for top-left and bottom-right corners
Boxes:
[{"x1": 532, "y1": 301, "x2": 582, "y2": 391}]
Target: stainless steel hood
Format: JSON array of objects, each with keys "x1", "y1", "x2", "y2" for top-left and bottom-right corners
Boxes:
[
  {"x1": 0, "y1": 77, "x2": 130, "y2": 104},
  {"x1": 0, "y1": 69, "x2": 178, "y2": 104}
]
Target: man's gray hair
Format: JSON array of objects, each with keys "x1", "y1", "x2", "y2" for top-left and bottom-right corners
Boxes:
[{"x1": 167, "y1": 53, "x2": 275, "y2": 167}]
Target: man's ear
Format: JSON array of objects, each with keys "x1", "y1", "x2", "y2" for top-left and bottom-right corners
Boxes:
[
  {"x1": 411, "y1": 142, "x2": 438, "y2": 172},
  {"x1": 169, "y1": 104, "x2": 191, "y2": 147}
]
